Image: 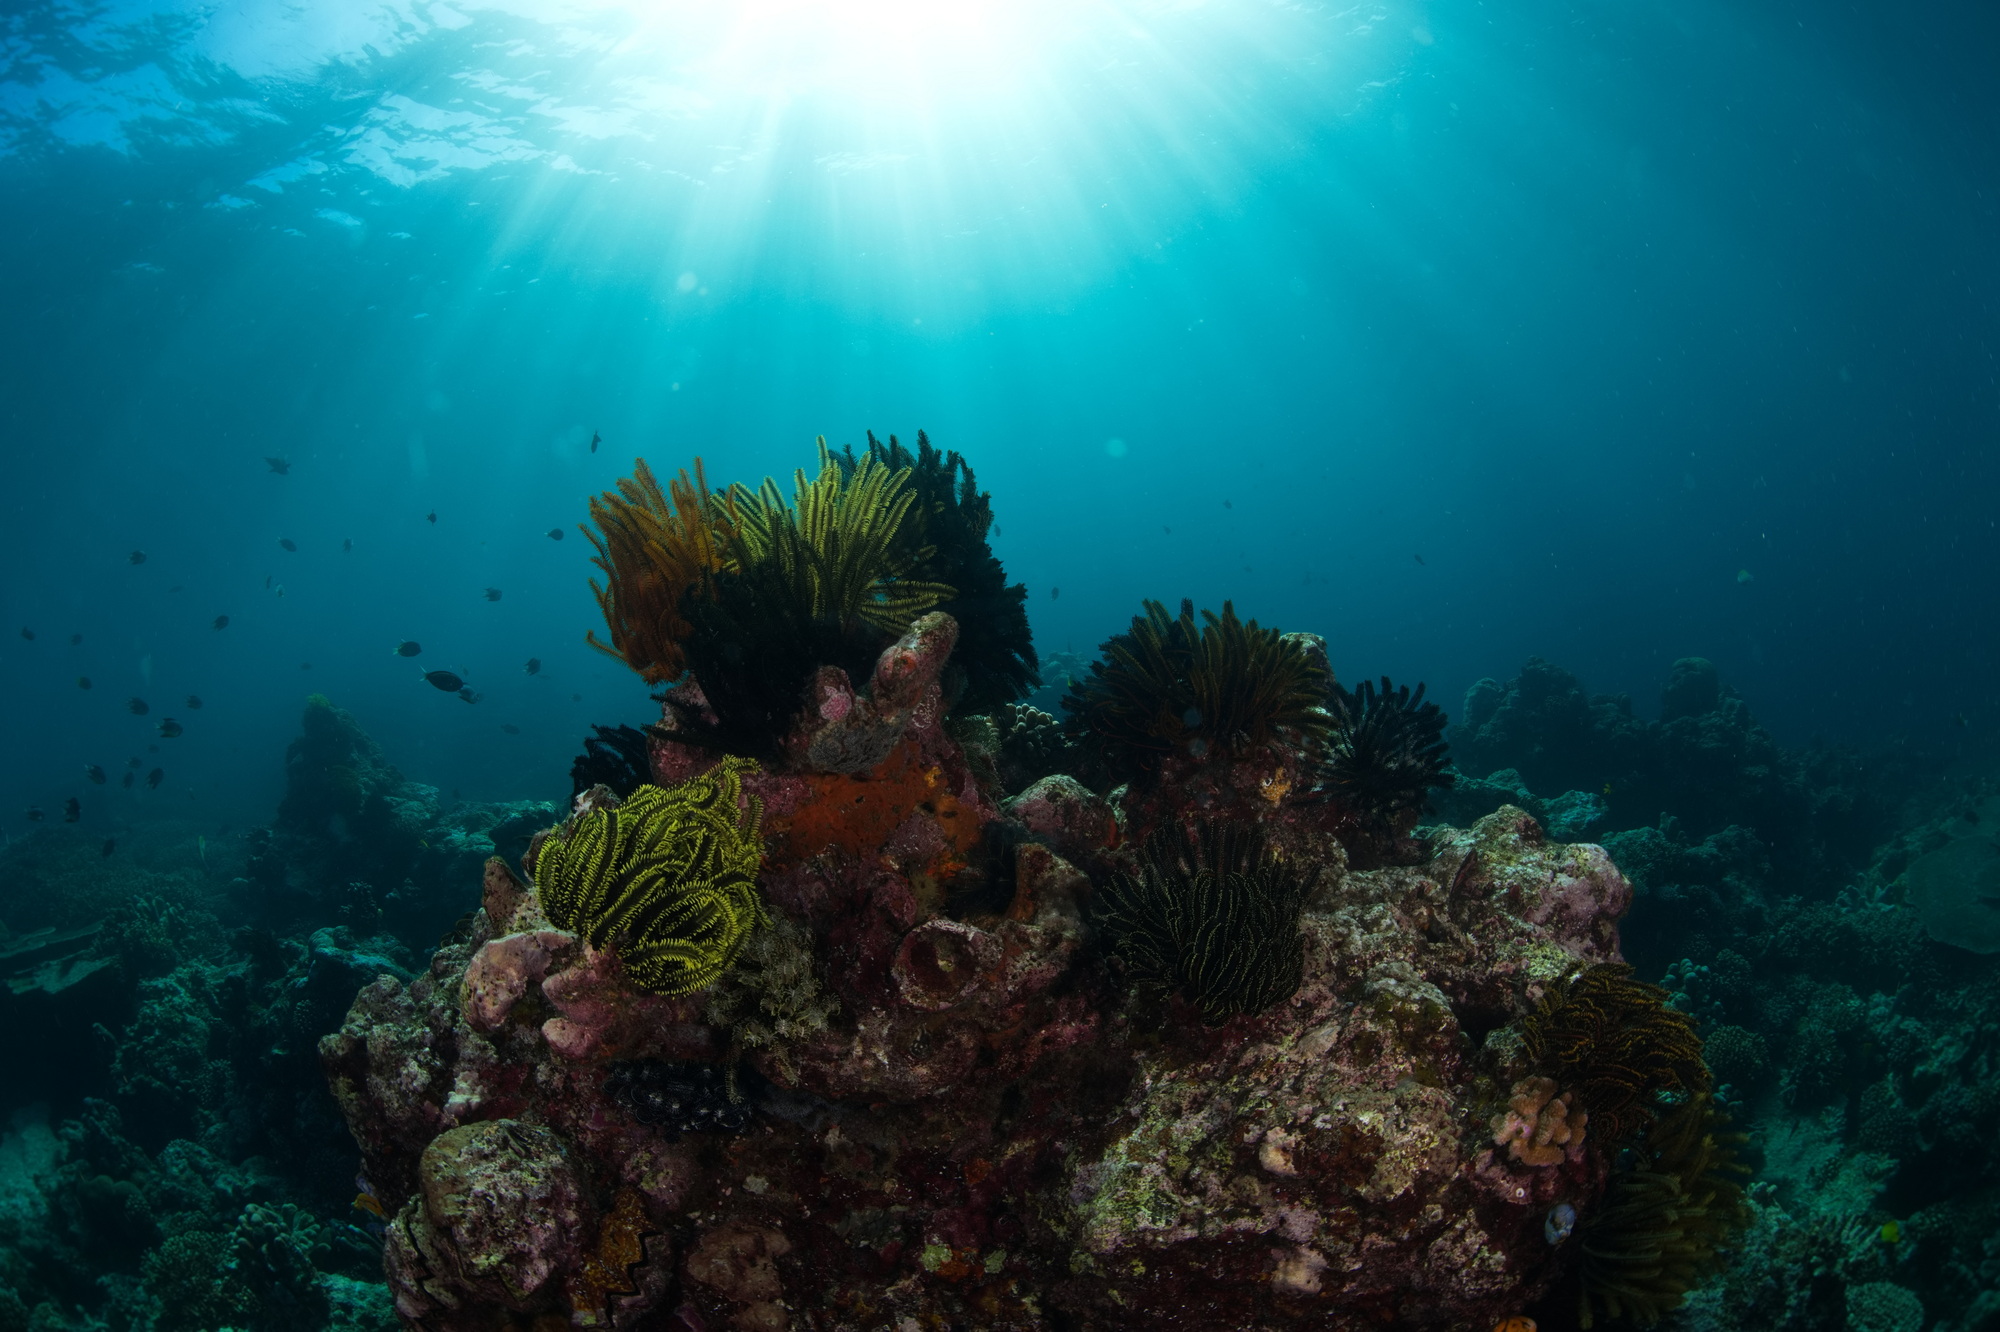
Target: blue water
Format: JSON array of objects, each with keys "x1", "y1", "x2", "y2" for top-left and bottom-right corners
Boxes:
[{"x1": 2, "y1": 0, "x2": 1995, "y2": 817}]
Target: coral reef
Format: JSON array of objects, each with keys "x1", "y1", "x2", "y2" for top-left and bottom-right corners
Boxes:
[
  {"x1": 1492, "y1": 1075, "x2": 1590, "y2": 1167},
  {"x1": 321, "y1": 572, "x2": 1707, "y2": 1332}
]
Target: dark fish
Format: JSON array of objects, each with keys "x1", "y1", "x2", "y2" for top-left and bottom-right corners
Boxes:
[
  {"x1": 423, "y1": 670, "x2": 465, "y2": 692},
  {"x1": 169, "y1": 585, "x2": 182, "y2": 593},
  {"x1": 70, "y1": 633, "x2": 82, "y2": 646},
  {"x1": 128, "y1": 698, "x2": 149, "y2": 715},
  {"x1": 300, "y1": 662, "x2": 311, "y2": 670},
  {"x1": 426, "y1": 511, "x2": 437, "y2": 524},
  {"x1": 342, "y1": 537, "x2": 352, "y2": 552},
  {"x1": 993, "y1": 525, "x2": 1002, "y2": 536},
  {"x1": 546, "y1": 527, "x2": 564, "y2": 541},
  {"x1": 147, "y1": 768, "x2": 164, "y2": 789},
  {"x1": 1164, "y1": 526, "x2": 1171, "y2": 534},
  {"x1": 1222, "y1": 500, "x2": 1232, "y2": 509},
  {"x1": 101, "y1": 839, "x2": 116, "y2": 857},
  {"x1": 158, "y1": 719, "x2": 184, "y2": 738},
  {"x1": 18, "y1": 627, "x2": 31, "y2": 640},
  {"x1": 501, "y1": 723, "x2": 520, "y2": 734},
  {"x1": 128, "y1": 757, "x2": 143, "y2": 768},
  {"x1": 572, "y1": 694, "x2": 581, "y2": 702},
  {"x1": 524, "y1": 658, "x2": 541, "y2": 676},
  {"x1": 483, "y1": 588, "x2": 502, "y2": 601},
  {"x1": 1050, "y1": 586, "x2": 1060, "y2": 600},
  {"x1": 129, "y1": 550, "x2": 147, "y2": 564},
  {"x1": 213, "y1": 615, "x2": 229, "y2": 630},
  {"x1": 77, "y1": 676, "x2": 91, "y2": 690},
  {"x1": 458, "y1": 687, "x2": 482, "y2": 704},
  {"x1": 590, "y1": 430, "x2": 600, "y2": 453},
  {"x1": 64, "y1": 798, "x2": 80, "y2": 823},
  {"x1": 264, "y1": 575, "x2": 271, "y2": 588},
  {"x1": 265, "y1": 456, "x2": 291, "y2": 474},
  {"x1": 26, "y1": 806, "x2": 43, "y2": 821},
  {"x1": 121, "y1": 772, "x2": 134, "y2": 789},
  {"x1": 85, "y1": 765, "x2": 105, "y2": 785},
  {"x1": 1413, "y1": 553, "x2": 1426, "y2": 565},
  {"x1": 278, "y1": 538, "x2": 297, "y2": 552},
  {"x1": 394, "y1": 640, "x2": 423, "y2": 657},
  {"x1": 185, "y1": 695, "x2": 202, "y2": 710}
]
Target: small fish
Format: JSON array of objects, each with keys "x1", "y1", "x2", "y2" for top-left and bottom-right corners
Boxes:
[
  {"x1": 1050, "y1": 586, "x2": 1060, "y2": 600},
  {"x1": 524, "y1": 658, "x2": 541, "y2": 676},
  {"x1": 1957, "y1": 713, "x2": 1970, "y2": 728},
  {"x1": 127, "y1": 757, "x2": 143, "y2": 768},
  {"x1": 102, "y1": 838, "x2": 116, "y2": 857},
  {"x1": 18, "y1": 627, "x2": 31, "y2": 640},
  {"x1": 158, "y1": 718, "x2": 184, "y2": 738},
  {"x1": 121, "y1": 772, "x2": 134, "y2": 789},
  {"x1": 264, "y1": 575, "x2": 271, "y2": 588},
  {"x1": 1223, "y1": 499, "x2": 1233, "y2": 509},
  {"x1": 458, "y1": 687, "x2": 482, "y2": 704},
  {"x1": 147, "y1": 768, "x2": 164, "y2": 789},
  {"x1": 501, "y1": 723, "x2": 520, "y2": 734},
  {"x1": 128, "y1": 698, "x2": 149, "y2": 715},
  {"x1": 213, "y1": 615, "x2": 229, "y2": 630},
  {"x1": 394, "y1": 640, "x2": 423, "y2": 658},
  {"x1": 1414, "y1": 553, "x2": 1426, "y2": 565},
  {"x1": 426, "y1": 510, "x2": 438, "y2": 524},
  {"x1": 546, "y1": 527, "x2": 564, "y2": 541},
  {"x1": 484, "y1": 587, "x2": 503, "y2": 601},
  {"x1": 64, "y1": 797, "x2": 80, "y2": 823},
  {"x1": 300, "y1": 661, "x2": 311, "y2": 670},
  {"x1": 352, "y1": 1193, "x2": 388, "y2": 1221},
  {"x1": 423, "y1": 670, "x2": 465, "y2": 692},
  {"x1": 129, "y1": 550, "x2": 147, "y2": 565},
  {"x1": 342, "y1": 537, "x2": 353, "y2": 552},
  {"x1": 1736, "y1": 569, "x2": 1754, "y2": 584},
  {"x1": 85, "y1": 765, "x2": 106, "y2": 785},
  {"x1": 265, "y1": 456, "x2": 291, "y2": 474},
  {"x1": 278, "y1": 537, "x2": 297, "y2": 552},
  {"x1": 77, "y1": 676, "x2": 92, "y2": 690},
  {"x1": 572, "y1": 693, "x2": 582, "y2": 702},
  {"x1": 590, "y1": 430, "x2": 601, "y2": 453},
  {"x1": 185, "y1": 695, "x2": 202, "y2": 710},
  {"x1": 1603, "y1": 783, "x2": 1614, "y2": 795},
  {"x1": 993, "y1": 525, "x2": 1002, "y2": 536},
  {"x1": 26, "y1": 806, "x2": 43, "y2": 821},
  {"x1": 69, "y1": 633, "x2": 82, "y2": 645},
  {"x1": 275, "y1": 585, "x2": 285, "y2": 598},
  {"x1": 1164, "y1": 526, "x2": 1171, "y2": 534}
]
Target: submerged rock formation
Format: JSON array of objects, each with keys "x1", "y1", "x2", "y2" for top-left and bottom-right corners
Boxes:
[{"x1": 322, "y1": 614, "x2": 1669, "y2": 1331}]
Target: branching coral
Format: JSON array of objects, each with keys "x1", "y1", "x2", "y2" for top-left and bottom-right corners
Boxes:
[
  {"x1": 1062, "y1": 599, "x2": 1332, "y2": 782},
  {"x1": 532, "y1": 761, "x2": 769, "y2": 996},
  {"x1": 1575, "y1": 1092, "x2": 1748, "y2": 1328},
  {"x1": 569, "y1": 723, "x2": 654, "y2": 800},
  {"x1": 1491, "y1": 1075, "x2": 1589, "y2": 1166},
  {"x1": 1313, "y1": 677, "x2": 1456, "y2": 823},
  {"x1": 1088, "y1": 821, "x2": 1321, "y2": 1024},
  {"x1": 584, "y1": 459, "x2": 735, "y2": 684},
  {"x1": 855, "y1": 430, "x2": 1038, "y2": 714},
  {"x1": 1525, "y1": 964, "x2": 1710, "y2": 1147}
]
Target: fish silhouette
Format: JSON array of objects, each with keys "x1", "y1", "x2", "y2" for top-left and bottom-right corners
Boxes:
[{"x1": 265, "y1": 456, "x2": 291, "y2": 474}]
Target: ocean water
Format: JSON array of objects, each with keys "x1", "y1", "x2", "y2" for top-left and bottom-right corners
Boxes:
[{"x1": 2, "y1": 2, "x2": 1998, "y2": 1330}]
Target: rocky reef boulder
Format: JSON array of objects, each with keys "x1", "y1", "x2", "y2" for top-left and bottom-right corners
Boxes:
[{"x1": 323, "y1": 621, "x2": 1643, "y2": 1331}]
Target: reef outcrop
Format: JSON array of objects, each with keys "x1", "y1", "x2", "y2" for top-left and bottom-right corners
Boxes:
[{"x1": 321, "y1": 607, "x2": 1667, "y2": 1330}]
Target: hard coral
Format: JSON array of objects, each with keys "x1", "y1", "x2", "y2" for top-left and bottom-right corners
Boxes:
[
  {"x1": 1063, "y1": 598, "x2": 1333, "y2": 783},
  {"x1": 531, "y1": 762, "x2": 768, "y2": 996},
  {"x1": 1491, "y1": 1075, "x2": 1589, "y2": 1167}
]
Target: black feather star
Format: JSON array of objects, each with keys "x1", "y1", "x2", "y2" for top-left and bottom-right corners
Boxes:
[
  {"x1": 1088, "y1": 822, "x2": 1320, "y2": 1025},
  {"x1": 1313, "y1": 676, "x2": 1455, "y2": 823},
  {"x1": 569, "y1": 723, "x2": 654, "y2": 800}
]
